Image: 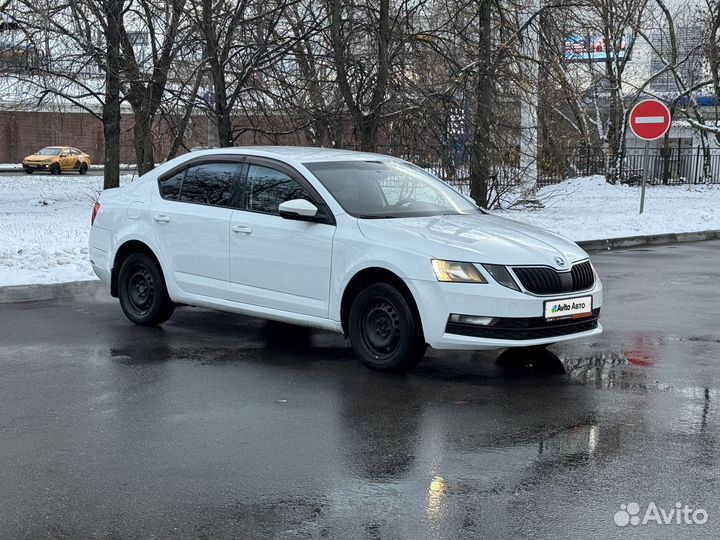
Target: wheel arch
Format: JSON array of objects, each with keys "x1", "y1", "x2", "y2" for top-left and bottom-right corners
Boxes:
[
  {"x1": 340, "y1": 267, "x2": 424, "y2": 340},
  {"x1": 111, "y1": 240, "x2": 164, "y2": 298}
]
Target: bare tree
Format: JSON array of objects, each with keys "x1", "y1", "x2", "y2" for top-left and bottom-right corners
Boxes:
[
  {"x1": 187, "y1": 0, "x2": 304, "y2": 147},
  {"x1": 120, "y1": 0, "x2": 188, "y2": 175},
  {"x1": 4, "y1": 0, "x2": 126, "y2": 188}
]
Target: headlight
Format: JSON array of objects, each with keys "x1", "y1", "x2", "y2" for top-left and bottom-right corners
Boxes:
[{"x1": 431, "y1": 260, "x2": 487, "y2": 283}]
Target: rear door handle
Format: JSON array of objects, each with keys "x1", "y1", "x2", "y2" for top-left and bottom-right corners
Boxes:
[
  {"x1": 154, "y1": 215, "x2": 171, "y2": 223},
  {"x1": 231, "y1": 225, "x2": 253, "y2": 234}
]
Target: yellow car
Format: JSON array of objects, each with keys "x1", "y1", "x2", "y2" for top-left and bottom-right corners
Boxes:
[{"x1": 23, "y1": 146, "x2": 91, "y2": 175}]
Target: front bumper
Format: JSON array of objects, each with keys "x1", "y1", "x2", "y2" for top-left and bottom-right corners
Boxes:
[
  {"x1": 23, "y1": 162, "x2": 51, "y2": 170},
  {"x1": 407, "y1": 277, "x2": 603, "y2": 350}
]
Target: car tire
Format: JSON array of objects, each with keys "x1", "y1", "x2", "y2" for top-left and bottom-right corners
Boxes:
[
  {"x1": 118, "y1": 252, "x2": 175, "y2": 326},
  {"x1": 50, "y1": 163, "x2": 61, "y2": 175},
  {"x1": 78, "y1": 163, "x2": 88, "y2": 175},
  {"x1": 24, "y1": 169, "x2": 33, "y2": 174},
  {"x1": 348, "y1": 282, "x2": 426, "y2": 372}
]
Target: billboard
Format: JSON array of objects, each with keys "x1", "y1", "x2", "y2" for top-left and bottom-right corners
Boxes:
[{"x1": 563, "y1": 35, "x2": 632, "y2": 62}]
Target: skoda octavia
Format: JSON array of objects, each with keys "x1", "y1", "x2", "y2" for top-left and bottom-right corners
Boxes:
[{"x1": 89, "y1": 147, "x2": 602, "y2": 371}]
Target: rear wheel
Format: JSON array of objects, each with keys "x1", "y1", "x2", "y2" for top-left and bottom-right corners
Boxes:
[
  {"x1": 78, "y1": 162, "x2": 88, "y2": 175},
  {"x1": 118, "y1": 252, "x2": 175, "y2": 326},
  {"x1": 348, "y1": 283, "x2": 426, "y2": 372},
  {"x1": 50, "y1": 163, "x2": 61, "y2": 175}
]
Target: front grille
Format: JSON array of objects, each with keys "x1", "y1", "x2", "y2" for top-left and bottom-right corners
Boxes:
[
  {"x1": 446, "y1": 308, "x2": 601, "y2": 340},
  {"x1": 570, "y1": 261, "x2": 594, "y2": 291},
  {"x1": 513, "y1": 260, "x2": 595, "y2": 295}
]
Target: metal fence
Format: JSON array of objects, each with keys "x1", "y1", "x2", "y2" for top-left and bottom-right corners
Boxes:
[
  {"x1": 558, "y1": 146, "x2": 720, "y2": 185},
  {"x1": 377, "y1": 145, "x2": 720, "y2": 188}
]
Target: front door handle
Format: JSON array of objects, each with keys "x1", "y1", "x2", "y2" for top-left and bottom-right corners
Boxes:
[
  {"x1": 154, "y1": 214, "x2": 171, "y2": 222},
  {"x1": 232, "y1": 225, "x2": 253, "y2": 234}
]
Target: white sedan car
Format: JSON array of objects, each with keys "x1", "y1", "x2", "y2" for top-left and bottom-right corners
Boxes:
[{"x1": 89, "y1": 147, "x2": 602, "y2": 371}]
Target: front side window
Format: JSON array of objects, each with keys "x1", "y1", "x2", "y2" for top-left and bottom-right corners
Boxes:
[
  {"x1": 179, "y1": 162, "x2": 239, "y2": 207},
  {"x1": 246, "y1": 164, "x2": 312, "y2": 214},
  {"x1": 305, "y1": 160, "x2": 476, "y2": 218}
]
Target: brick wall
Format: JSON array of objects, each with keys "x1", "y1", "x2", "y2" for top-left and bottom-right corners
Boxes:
[
  {"x1": 0, "y1": 110, "x2": 107, "y2": 164},
  {"x1": 0, "y1": 110, "x2": 314, "y2": 165}
]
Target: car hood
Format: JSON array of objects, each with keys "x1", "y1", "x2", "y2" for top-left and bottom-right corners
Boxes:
[
  {"x1": 24, "y1": 154, "x2": 56, "y2": 161},
  {"x1": 357, "y1": 212, "x2": 588, "y2": 267}
]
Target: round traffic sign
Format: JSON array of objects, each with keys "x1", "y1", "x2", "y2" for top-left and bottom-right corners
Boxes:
[{"x1": 629, "y1": 99, "x2": 671, "y2": 141}]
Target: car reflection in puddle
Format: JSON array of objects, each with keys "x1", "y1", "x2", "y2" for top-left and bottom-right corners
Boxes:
[{"x1": 495, "y1": 346, "x2": 566, "y2": 376}]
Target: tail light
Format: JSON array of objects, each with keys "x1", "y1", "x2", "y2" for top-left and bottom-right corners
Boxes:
[{"x1": 91, "y1": 201, "x2": 101, "y2": 225}]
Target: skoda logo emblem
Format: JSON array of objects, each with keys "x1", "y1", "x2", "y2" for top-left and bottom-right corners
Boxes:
[{"x1": 554, "y1": 256, "x2": 566, "y2": 267}]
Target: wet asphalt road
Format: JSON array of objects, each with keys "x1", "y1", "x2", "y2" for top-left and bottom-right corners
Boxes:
[{"x1": 1, "y1": 241, "x2": 719, "y2": 539}]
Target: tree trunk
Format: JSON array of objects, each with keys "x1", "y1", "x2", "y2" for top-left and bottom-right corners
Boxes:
[
  {"x1": 103, "y1": 0, "x2": 122, "y2": 190},
  {"x1": 133, "y1": 109, "x2": 155, "y2": 176},
  {"x1": 359, "y1": 117, "x2": 378, "y2": 152},
  {"x1": 166, "y1": 72, "x2": 203, "y2": 160},
  {"x1": 469, "y1": 0, "x2": 493, "y2": 207},
  {"x1": 216, "y1": 108, "x2": 233, "y2": 147}
]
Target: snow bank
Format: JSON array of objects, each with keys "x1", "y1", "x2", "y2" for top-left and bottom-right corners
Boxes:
[
  {"x1": 498, "y1": 175, "x2": 720, "y2": 242},
  {"x1": 0, "y1": 174, "x2": 719, "y2": 287}
]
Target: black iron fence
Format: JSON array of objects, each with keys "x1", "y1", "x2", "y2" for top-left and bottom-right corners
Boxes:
[
  {"x1": 376, "y1": 144, "x2": 720, "y2": 189},
  {"x1": 556, "y1": 146, "x2": 720, "y2": 186}
]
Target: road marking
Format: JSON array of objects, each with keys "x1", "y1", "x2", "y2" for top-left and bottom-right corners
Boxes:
[{"x1": 634, "y1": 116, "x2": 665, "y2": 124}]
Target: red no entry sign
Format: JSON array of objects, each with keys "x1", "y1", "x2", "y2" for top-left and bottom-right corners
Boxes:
[{"x1": 629, "y1": 99, "x2": 671, "y2": 141}]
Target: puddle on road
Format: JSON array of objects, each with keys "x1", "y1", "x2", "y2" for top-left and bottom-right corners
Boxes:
[{"x1": 559, "y1": 347, "x2": 719, "y2": 423}]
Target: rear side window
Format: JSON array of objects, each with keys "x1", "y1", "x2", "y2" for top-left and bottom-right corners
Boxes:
[
  {"x1": 180, "y1": 162, "x2": 239, "y2": 207},
  {"x1": 159, "y1": 170, "x2": 184, "y2": 201},
  {"x1": 246, "y1": 164, "x2": 312, "y2": 214}
]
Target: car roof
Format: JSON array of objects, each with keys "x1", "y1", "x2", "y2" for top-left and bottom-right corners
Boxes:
[{"x1": 190, "y1": 146, "x2": 404, "y2": 165}]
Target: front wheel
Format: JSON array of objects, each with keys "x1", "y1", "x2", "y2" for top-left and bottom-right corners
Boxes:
[
  {"x1": 24, "y1": 168, "x2": 33, "y2": 174},
  {"x1": 118, "y1": 252, "x2": 175, "y2": 326},
  {"x1": 348, "y1": 283, "x2": 426, "y2": 372},
  {"x1": 50, "y1": 163, "x2": 61, "y2": 175}
]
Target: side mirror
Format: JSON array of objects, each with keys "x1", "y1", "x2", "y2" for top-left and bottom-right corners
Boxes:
[{"x1": 278, "y1": 199, "x2": 319, "y2": 221}]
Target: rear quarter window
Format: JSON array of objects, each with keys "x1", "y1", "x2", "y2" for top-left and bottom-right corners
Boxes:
[{"x1": 158, "y1": 170, "x2": 184, "y2": 201}]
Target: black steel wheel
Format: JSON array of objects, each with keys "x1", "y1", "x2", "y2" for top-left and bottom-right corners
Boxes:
[
  {"x1": 348, "y1": 283, "x2": 426, "y2": 372},
  {"x1": 118, "y1": 252, "x2": 175, "y2": 326}
]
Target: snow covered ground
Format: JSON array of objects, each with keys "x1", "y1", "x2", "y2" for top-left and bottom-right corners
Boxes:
[
  {"x1": 1, "y1": 173, "x2": 719, "y2": 287},
  {"x1": 0, "y1": 175, "x2": 133, "y2": 287},
  {"x1": 496, "y1": 175, "x2": 720, "y2": 241}
]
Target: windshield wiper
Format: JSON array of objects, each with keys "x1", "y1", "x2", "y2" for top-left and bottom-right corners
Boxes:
[{"x1": 357, "y1": 214, "x2": 400, "y2": 219}]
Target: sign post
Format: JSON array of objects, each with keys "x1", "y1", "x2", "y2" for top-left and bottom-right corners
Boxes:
[{"x1": 628, "y1": 100, "x2": 671, "y2": 214}]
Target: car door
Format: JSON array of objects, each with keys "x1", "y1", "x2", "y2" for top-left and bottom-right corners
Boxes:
[
  {"x1": 59, "y1": 148, "x2": 74, "y2": 170},
  {"x1": 229, "y1": 159, "x2": 336, "y2": 318},
  {"x1": 151, "y1": 160, "x2": 242, "y2": 299},
  {"x1": 68, "y1": 148, "x2": 83, "y2": 170}
]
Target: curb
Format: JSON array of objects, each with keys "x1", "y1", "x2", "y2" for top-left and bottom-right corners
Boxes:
[
  {"x1": 1, "y1": 230, "x2": 718, "y2": 304},
  {"x1": 577, "y1": 230, "x2": 720, "y2": 252},
  {"x1": 0, "y1": 280, "x2": 106, "y2": 304}
]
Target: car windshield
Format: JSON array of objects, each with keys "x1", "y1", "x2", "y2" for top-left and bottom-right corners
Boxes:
[
  {"x1": 37, "y1": 147, "x2": 62, "y2": 156},
  {"x1": 305, "y1": 160, "x2": 477, "y2": 218}
]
